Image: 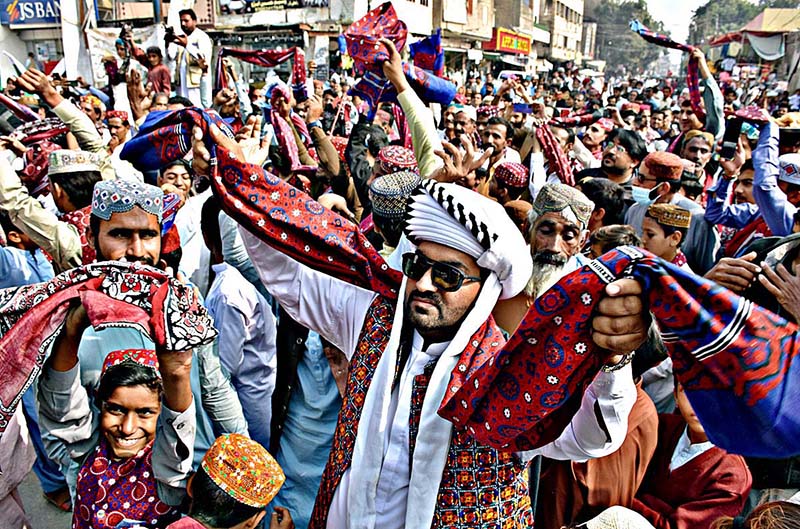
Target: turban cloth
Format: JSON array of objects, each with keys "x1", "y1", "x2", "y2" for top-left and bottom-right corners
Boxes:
[
  {"x1": 12, "y1": 119, "x2": 71, "y2": 197},
  {"x1": 265, "y1": 83, "x2": 316, "y2": 175},
  {"x1": 550, "y1": 110, "x2": 603, "y2": 129},
  {"x1": 404, "y1": 179, "x2": 532, "y2": 300},
  {"x1": 536, "y1": 124, "x2": 575, "y2": 186},
  {"x1": 346, "y1": 2, "x2": 456, "y2": 119},
  {"x1": 409, "y1": 28, "x2": 444, "y2": 77},
  {"x1": 441, "y1": 245, "x2": 800, "y2": 458},
  {"x1": 121, "y1": 108, "x2": 402, "y2": 300},
  {"x1": 0, "y1": 261, "x2": 217, "y2": 438},
  {"x1": 215, "y1": 46, "x2": 306, "y2": 95},
  {"x1": 630, "y1": 20, "x2": 704, "y2": 122}
]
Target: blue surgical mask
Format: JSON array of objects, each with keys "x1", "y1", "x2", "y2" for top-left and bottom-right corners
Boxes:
[{"x1": 631, "y1": 185, "x2": 655, "y2": 206}]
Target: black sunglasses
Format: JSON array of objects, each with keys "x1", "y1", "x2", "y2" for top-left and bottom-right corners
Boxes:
[{"x1": 402, "y1": 252, "x2": 482, "y2": 292}]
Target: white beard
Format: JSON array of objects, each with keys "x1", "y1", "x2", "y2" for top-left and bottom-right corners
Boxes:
[{"x1": 524, "y1": 262, "x2": 566, "y2": 299}]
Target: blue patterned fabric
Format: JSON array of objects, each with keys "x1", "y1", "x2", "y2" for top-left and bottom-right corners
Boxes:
[{"x1": 409, "y1": 29, "x2": 444, "y2": 77}]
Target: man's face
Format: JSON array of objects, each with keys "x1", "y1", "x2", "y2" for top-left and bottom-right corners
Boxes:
[
  {"x1": 147, "y1": 52, "x2": 161, "y2": 67},
  {"x1": 681, "y1": 137, "x2": 713, "y2": 172},
  {"x1": 323, "y1": 93, "x2": 336, "y2": 110},
  {"x1": 115, "y1": 44, "x2": 127, "y2": 59},
  {"x1": 481, "y1": 123, "x2": 508, "y2": 155},
  {"x1": 583, "y1": 123, "x2": 608, "y2": 149},
  {"x1": 650, "y1": 113, "x2": 664, "y2": 131},
  {"x1": 678, "y1": 103, "x2": 703, "y2": 132},
  {"x1": 403, "y1": 241, "x2": 483, "y2": 341},
  {"x1": 733, "y1": 169, "x2": 755, "y2": 204},
  {"x1": 180, "y1": 14, "x2": 196, "y2": 34},
  {"x1": 509, "y1": 112, "x2": 525, "y2": 128},
  {"x1": 108, "y1": 117, "x2": 129, "y2": 144},
  {"x1": 81, "y1": 102, "x2": 101, "y2": 122},
  {"x1": 294, "y1": 100, "x2": 309, "y2": 120},
  {"x1": 574, "y1": 94, "x2": 586, "y2": 109},
  {"x1": 636, "y1": 163, "x2": 662, "y2": 191},
  {"x1": 471, "y1": 93, "x2": 482, "y2": 106},
  {"x1": 531, "y1": 212, "x2": 585, "y2": 263},
  {"x1": 101, "y1": 385, "x2": 160, "y2": 459},
  {"x1": 724, "y1": 91, "x2": 737, "y2": 104},
  {"x1": 152, "y1": 94, "x2": 169, "y2": 111},
  {"x1": 601, "y1": 138, "x2": 636, "y2": 176},
  {"x1": 454, "y1": 112, "x2": 475, "y2": 138},
  {"x1": 158, "y1": 164, "x2": 192, "y2": 198},
  {"x1": 93, "y1": 208, "x2": 161, "y2": 266}
]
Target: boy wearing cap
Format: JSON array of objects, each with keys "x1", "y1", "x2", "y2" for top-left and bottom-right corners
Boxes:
[
  {"x1": 169, "y1": 433, "x2": 293, "y2": 529},
  {"x1": 642, "y1": 204, "x2": 693, "y2": 272}
]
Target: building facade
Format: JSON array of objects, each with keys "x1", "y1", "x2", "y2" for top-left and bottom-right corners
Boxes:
[{"x1": 539, "y1": 0, "x2": 584, "y2": 63}]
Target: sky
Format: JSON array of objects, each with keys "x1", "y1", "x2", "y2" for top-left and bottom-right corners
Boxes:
[{"x1": 645, "y1": 0, "x2": 760, "y2": 43}]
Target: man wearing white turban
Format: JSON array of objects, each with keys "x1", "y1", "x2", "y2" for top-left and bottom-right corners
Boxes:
[{"x1": 191, "y1": 38, "x2": 648, "y2": 529}]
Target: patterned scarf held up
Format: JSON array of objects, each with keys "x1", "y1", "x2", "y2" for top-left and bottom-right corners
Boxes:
[
  {"x1": 443, "y1": 246, "x2": 800, "y2": 459},
  {"x1": 629, "y1": 20, "x2": 704, "y2": 122},
  {"x1": 0, "y1": 262, "x2": 217, "y2": 437}
]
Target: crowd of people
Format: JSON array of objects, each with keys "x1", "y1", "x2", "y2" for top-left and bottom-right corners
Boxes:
[{"x1": 0, "y1": 3, "x2": 799, "y2": 529}]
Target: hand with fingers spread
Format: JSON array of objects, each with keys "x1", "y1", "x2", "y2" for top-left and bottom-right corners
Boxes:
[
  {"x1": 12, "y1": 68, "x2": 62, "y2": 108},
  {"x1": 430, "y1": 136, "x2": 492, "y2": 184},
  {"x1": 592, "y1": 279, "x2": 649, "y2": 356},
  {"x1": 703, "y1": 252, "x2": 761, "y2": 293},
  {"x1": 758, "y1": 262, "x2": 800, "y2": 322}
]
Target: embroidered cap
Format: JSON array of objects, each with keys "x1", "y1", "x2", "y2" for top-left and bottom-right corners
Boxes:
[
  {"x1": 378, "y1": 145, "x2": 417, "y2": 174},
  {"x1": 494, "y1": 162, "x2": 528, "y2": 190},
  {"x1": 201, "y1": 433, "x2": 285, "y2": 508},
  {"x1": 369, "y1": 170, "x2": 421, "y2": 219},
  {"x1": 646, "y1": 203, "x2": 691, "y2": 229},
  {"x1": 531, "y1": 183, "x2": 594, "y2": 230},
  {"x1": 595, "y1": 118, "x2": 615, "y2": 132},
  {"x1": 91, "y1": 179, "x2": 164, "y2": 222},
  {"x1": 101, "y1": 349, "x2": 160, "y2": 379},
  {"x1": 778, "y1": 153, "x2": 800, "y2": 186},
  {"x1": 106, "y1": 110, "x2": 129, "y2": 123},
  {"x1": 477, "y1": 105, "x2": 502, "y2": 118},
  {"x1": 48, "y1": 149, "x2": 101, "y2": 176},
  {"x1": 642, "y1": 151, "x2": 683, "y2": 182}
]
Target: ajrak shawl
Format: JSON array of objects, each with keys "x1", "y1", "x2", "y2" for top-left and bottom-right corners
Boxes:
[
  {"x1": 444, "y1": 245, "x2": 800, "y2": 458},
  {"x1": 0, "y1": 261, "x2": 217, "y2": 437}
]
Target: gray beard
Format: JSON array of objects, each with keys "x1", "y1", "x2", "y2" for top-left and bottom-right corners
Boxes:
[{"x1": 524, "y1": 262, "x2": 566, "y2": 299}]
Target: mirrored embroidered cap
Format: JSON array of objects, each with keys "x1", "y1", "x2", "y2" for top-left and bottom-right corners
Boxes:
[
  {"x1": 494, "y1": 162, "x2": 528, "y2": 189},
  {"x1": 778, "y1": 153, "x2": 800, "y2": 186},
  {"x1": 48, "y1": 149, "x2": 101, "y2": 176},
  {"x1": 531, "y1": 183, "x2": 594, "y2": 229},
  {"x1": 91, "y1": 179, "x2": 164, "y2": 222},
  {"x1": 201, "y1": 433, "x2": 285, "y2": 508},
  {"x1": 646, "y1": 203, "x2": 691, "y2": 229},
  {"x1": 101, "y1": 349, "x2": 160, "y2": 379},
  {"x1": 378, "y1": 145, "x2": 417, "y2": 174},
  {"x1": 369, "y1": 170, "x2": 421, "y2": 219},
  {"x1": 477, "y1": 105, "x2": 502, "y2": 118},
  {"x1": 106, "y1": 110, "x2": 129, "y2": 122}
]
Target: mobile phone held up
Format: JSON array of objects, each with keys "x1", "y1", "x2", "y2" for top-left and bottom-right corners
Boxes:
[{"x1": 720, "y1": 117, "x2": 743, "y2": 160}]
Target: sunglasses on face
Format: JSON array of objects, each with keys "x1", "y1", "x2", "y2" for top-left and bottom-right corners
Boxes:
[{"x1": 402, "y1": 252, "x2": 482, "y2": 292}]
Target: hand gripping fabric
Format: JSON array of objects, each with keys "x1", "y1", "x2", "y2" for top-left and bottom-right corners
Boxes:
[
  {"x1": 0, "y1": 261, "x2": 217, "y2": 437},
  {"x1": 629, "y1": 20, "x2": 705, "y2": 122},
  {"x1": 440, "y1": 246, "x2": 800, "y2": 458},
  {"x1": 120, "y1": 108, "x2": 402, "y2": 300}
]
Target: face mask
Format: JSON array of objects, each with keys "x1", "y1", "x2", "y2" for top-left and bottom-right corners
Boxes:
[{"x1": 632, "y1": 185, "x2": 657, "y2": 206}]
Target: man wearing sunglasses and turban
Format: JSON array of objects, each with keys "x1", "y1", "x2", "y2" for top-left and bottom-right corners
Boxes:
[{"x1": 188, "y1": 36, "x2": 647, "y2": 529}]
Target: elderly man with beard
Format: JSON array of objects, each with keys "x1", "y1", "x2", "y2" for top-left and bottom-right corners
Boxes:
[
  {"x1": 45, "y1": 178, "x2": 248, "y2": 499},
  {"x1": 526, "y1": 183, "x2": 595, "y2": 300}
]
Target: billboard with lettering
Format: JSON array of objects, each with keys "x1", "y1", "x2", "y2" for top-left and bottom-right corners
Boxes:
[{"x1": 2, "y1": 0, "x2": 61, "y2": 27}]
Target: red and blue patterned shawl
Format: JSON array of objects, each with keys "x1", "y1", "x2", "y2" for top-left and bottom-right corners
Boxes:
[{"x1": 443, "y1": 245, "x2": 800, "y2": 459}]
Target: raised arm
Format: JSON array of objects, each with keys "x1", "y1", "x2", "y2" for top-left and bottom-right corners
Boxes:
[{"x1": 752, "y1": 123, "x2": 795, "y2": 236}]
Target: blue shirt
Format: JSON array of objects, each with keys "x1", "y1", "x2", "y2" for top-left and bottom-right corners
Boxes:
[
  {"x1": 753, "y1": 123, "x2": 795, "y2": 237},
  {"x1": 0, "y1": 246, "x2": 54, "y2": 288},
  {"x1": 268, "y1": 332, "x2": 341, "y2": 529},
  {"x1": 704, "y1": 177, "x2": 760, "y2": 229}
]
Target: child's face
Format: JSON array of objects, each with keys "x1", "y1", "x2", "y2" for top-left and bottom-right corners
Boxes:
[{"x1": 642, "y1": 217, "x2": 679, "y2": 260}]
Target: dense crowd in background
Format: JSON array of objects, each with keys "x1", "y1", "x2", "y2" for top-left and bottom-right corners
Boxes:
[{"x1": 0, "y1": 3, "x2": 799, "y2": 529}]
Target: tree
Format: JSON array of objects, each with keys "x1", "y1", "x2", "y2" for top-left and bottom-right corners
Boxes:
[
  {"x1": 589, "y1": 0, "x2": 667, "y2": 75},
  {"x1": 688, "y1": 0, "x2": 761, "y2": 45}
]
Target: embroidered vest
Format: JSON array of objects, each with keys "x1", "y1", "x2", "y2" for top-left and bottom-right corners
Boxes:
[{"x1": 309, "y1": 295, "x2": 533, "y2": 529}]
